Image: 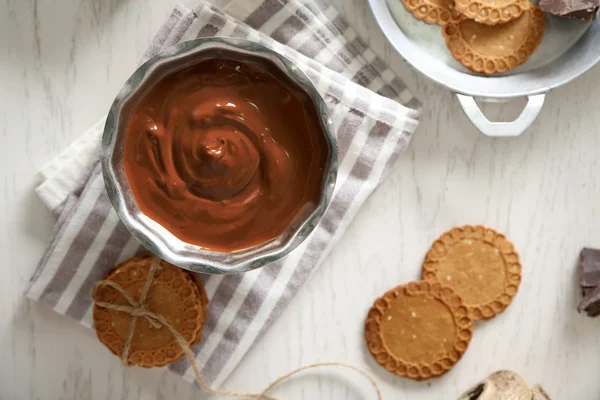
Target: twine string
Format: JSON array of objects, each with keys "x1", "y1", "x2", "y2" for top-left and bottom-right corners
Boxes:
[
  {"x1": 256, "y1": 361, "x2": 382, "y2": 399},
  {"x1": 91, "y1": 257, "x2": 382, "y2": 400},
  {"x1": 533, "y1": 384, "x2": 552, "y2": 400}
]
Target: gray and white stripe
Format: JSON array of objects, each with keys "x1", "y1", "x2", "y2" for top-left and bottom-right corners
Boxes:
[{"x1": 27, "y1": 0, "x2": 420, "y2": 390}]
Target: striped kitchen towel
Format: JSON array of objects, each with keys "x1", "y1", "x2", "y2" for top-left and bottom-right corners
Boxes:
[{"x1": 27, "y1": 0, "x2": 421, "y2": 391}]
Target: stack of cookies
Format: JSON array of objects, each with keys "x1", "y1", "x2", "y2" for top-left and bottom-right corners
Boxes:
[
  {"x1": 365, "y1": 226, "x2": 522, "y2": 380},
  {"x1": 402, "y1": 0, "x2": 547, "y2": 74},
  {"x1": 92, "y1": 254, "x2": 209, "y2": 368}
]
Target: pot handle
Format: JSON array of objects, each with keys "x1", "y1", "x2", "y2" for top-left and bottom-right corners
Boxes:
[{"x1": 456, "y1": 93, "x2": 545, "y2": 137}]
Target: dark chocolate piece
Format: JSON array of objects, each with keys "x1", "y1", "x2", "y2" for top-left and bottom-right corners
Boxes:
[
  {"x1": 578, "y1": 286, "x2": 600, "y2": 317},
  {"x1": 583, "y1": 286, "x2": 595, "y2": 297},
  {"x1": 577, "y1": 248, "x2": 600, "y2": 317},
  {"x1": 579, "y1": 248, "x2": 600, "y2": 287},
  {"x1": 563, "y1": 8, "x2": 599, "y2": 20},
  {"x1": 539, "y1": 0, "x2": 599, "y2": 21}
]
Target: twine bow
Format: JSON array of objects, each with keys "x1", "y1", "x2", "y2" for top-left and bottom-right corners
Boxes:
[{"x1": 91, "y1": 257, "x2": 382, "y2": 400}]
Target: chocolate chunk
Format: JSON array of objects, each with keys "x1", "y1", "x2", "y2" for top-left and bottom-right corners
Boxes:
[
  {"x1": 576, "y1": 248, "x2": 600, "y2": 317},
  {"x1": 579, "y1": 248, "x2": 600, "y2": 287},
  {"x1": 539, "y1": 0, "x2": 599, "y2": 21},
  {"x1": 563, "y1": 8, "x2": 599, "y2": 20},
  {"x1": 578, "y1": 286, "x2": 600, "y2": 317},
  {"x1": 583, "y1": 286, "x2": 595, "y2": 297}
]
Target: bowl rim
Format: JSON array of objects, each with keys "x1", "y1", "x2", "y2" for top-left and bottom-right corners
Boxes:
[
  {"x1": 368, "y1": 0, "x2": 600, "y2": 98},
  {"x1": 102, "y1": 37, "x2": 338, "y2": 274}
]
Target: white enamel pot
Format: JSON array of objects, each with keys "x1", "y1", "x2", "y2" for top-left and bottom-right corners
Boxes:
[{"x1": 368, "y1": 0, "x2": 600, "y2": 137}]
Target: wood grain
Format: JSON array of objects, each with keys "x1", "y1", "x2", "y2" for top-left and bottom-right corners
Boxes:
[{"x1": 1, "y1": 0, "x2": 600, "y2": 398}]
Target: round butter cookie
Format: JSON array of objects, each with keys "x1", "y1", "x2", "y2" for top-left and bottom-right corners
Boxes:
[
  {"x1": 455, "y1": 0, "x2": 532, "y2": 25},
  {"x1": 443, "y1": 6, "x2": 546, "y2": 75},
  {"x1": 402, "y1": 0, "x2": 463, "y2": 25},
  {"x1": 422, "y1": 226, "x2": 521, "y2": 320},
  {"x1": 365, "y1": 280, "x2": 474, "y2": 380}
]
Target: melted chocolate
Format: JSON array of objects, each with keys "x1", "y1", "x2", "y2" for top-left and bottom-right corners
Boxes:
[{"x1": 124, "y1": 57, "x2": 329, "y2": 252}]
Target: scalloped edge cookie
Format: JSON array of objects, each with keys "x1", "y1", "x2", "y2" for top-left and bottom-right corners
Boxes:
[
  {"x1": 455, "y1": 0, "x2": 532, "y2": 25},
  {"x1": 93, "y1": 254, "x2": 209, "y2": 368},
  {"x1": 187, "y1": 271, "x2": 209, "y2": 346},
  {"x1": 365, "y1": 280, "x2": 474, "y2": 381},
  {"x1": 443, "y1": 6, "x2": 546, "y2": 75},
  {"x1": 422, "y1": 226, "x2": 522, "y2": 320},
  {"x1": 402, "y1": 0, "x2": 463, "y2": 25}
]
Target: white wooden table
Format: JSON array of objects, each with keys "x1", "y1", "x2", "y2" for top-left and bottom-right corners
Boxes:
[{"x1": 2, "y1": 0, "x2": 600, "y2": 399}]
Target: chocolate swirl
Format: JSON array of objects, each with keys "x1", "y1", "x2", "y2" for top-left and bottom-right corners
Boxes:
[{"x1": 124, "y1": 58, "x2": 329, "y2": 252}]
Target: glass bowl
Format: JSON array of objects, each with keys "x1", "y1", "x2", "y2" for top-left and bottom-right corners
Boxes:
[{"x1": 102, "y1": 37, "x2": 338, "y2": 274}]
